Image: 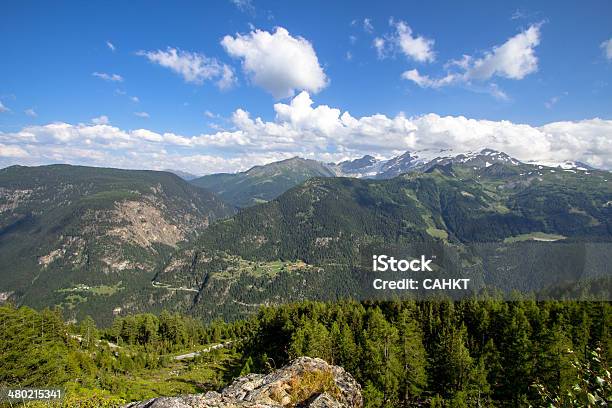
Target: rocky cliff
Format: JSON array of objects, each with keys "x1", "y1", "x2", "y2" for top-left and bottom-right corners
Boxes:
[{"x1": 124, "y1": 357, "x2": 363, "y2": 408}]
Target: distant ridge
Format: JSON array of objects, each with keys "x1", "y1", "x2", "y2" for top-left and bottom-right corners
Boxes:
[
  {"x1": 191, "y1": 157, "x2": 335, "y2": 208},
  {"x1": 190, "y1": 149, "x2": 603, "y2": 208}
]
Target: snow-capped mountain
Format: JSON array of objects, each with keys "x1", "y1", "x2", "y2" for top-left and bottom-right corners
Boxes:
[
  {"x1": 421, "y1": 149, "x2": 523, "y2": 171},
  {"x1": 525, "y1": 160, "x2": 596, "y2": 171},
  {"x1": 334, "y1": 155, "x2": 386, "y2": 178},
  {"x1": 332, "y1": 148, "x2": 531, "y2": 179}
]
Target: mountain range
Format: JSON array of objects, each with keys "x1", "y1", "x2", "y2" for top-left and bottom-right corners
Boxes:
[
  {"x1": 0, "y1": 150, "x2": 610, "y2": 323},
  {"x1": 192, "y1": 148, "x2": 603, "y2": 208}
]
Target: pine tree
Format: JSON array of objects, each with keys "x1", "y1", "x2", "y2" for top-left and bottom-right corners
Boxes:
[
  {"x1": 396, "y1": 309, "x2": 427, "y2": 402},
  {"x1": 289, "y1": 320, "x2": 332, "y2": 362},
  {"x1": 362, "y1": 308, "x2": 402, "y2": 405},
  {"x1": 431, "y1": 324, "x2": 473, "y2": 397}
]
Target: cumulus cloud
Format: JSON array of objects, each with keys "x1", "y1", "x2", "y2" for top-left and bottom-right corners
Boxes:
[
  {"x1": 92, "y1": 72, "x2": 123, "y2": 82},
  {"x1": 138, "y1": 48, "x2": 236, "y2": 89},
  {"x1": 375, "y1": 20, "x2": 435, "y2": 63},
  {"x1": 464, "y1": 24, "x2": 541, "y2": 80},
  {"x1": 0, "y1": 144, "x2": 28, "y2": 158},
  {"x1": 601, "y1": 38, "x2": 612, "y2": 60},
  {"x1": 106, "y1": 41, "x2": 115, "y2": 52},
  {"x1": 2, "y1": 92, "x2": 611, "y2": 173},
  {"x1": 394, "y1": 21, "x2": 435, "y2": 63},
  {"x1": 25, "y1": 108, "x2": 37, "y2": 117},
  {"x1": 403, "y1": 25, "x2": 541, "y2": 94},
  {"x1": 0, "y1": 102, "x2": 9, "y2": 112},
  {"x1": 221, "y1": 27, "x2": 328, "y2": 98},
  {"x1": 134, "y1": 111, "x2": 150, "y2": 118},
  {"x1": 363, "y1": 18, "x2": 374, "y2": 33}
]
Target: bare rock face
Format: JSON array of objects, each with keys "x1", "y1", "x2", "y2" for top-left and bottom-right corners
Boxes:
[{"x1": 124, "y1": 357, "x2": 362, "y2": 408}]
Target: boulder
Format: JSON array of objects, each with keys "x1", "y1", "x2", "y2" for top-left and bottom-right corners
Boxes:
[{"x1": 124, "y1": 357, "x2": 362, "y2": 408}]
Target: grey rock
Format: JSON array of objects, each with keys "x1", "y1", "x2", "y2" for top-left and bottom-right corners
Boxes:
[{"x1": 124, "y1": 357, "x2": 362, "y2": 408}]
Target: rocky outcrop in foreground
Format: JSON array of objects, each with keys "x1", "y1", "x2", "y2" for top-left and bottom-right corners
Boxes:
[{"x1": 124, "y1": 357, "x2": 362, "y2": 408}]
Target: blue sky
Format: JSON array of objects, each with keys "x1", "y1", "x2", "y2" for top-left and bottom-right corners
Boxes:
[{"x1": 1, "y1": 0, "x2": 611, "y2": 173}]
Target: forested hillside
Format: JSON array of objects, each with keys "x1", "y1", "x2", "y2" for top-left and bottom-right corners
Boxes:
[
  {"x1": 1, "y1": 299, "x2": 609, "y2": 407},
  {"x1": 191, "y1": 157, "x2": 336, "y2": 208},
  {"x1": 0, "y1": 165, "x2": 233, "y2": 324},
  {"x1": 159, "y1": 163, "x2": 612, "y2": 320}
]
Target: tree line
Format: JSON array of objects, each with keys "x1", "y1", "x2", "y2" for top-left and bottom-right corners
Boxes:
[{"x1": 0, "y1": 299, "x2": 609, "y2": 407}]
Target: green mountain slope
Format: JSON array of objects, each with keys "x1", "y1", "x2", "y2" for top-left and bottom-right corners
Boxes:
[
  {"x1": 0, "y1": 164, "x2": 234, "y2": 323},
  {"x1": 190, "y1": 157, "x2": 336, "y2": 208},
  {"x1": 2, "y1": 160, "x2": 610, "y2": 323},
  {"x1": 158, "y1": 162, "x2": 612, "y2": 320}
]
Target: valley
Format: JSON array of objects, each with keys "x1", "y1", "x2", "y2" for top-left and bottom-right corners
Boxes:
[{"x1": 0, "y1": 149, "x2": 609, "y2": 324}]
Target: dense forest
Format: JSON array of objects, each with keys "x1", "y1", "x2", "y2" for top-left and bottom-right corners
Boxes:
[{"x1": 1, "y1": 298, "x2": 609, "y2": 407}]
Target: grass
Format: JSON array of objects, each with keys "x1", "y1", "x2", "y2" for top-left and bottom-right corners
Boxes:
[
  {"x1": 426, "y1": 227, "x2": 449, "y2": 240},
  {"x1": 287, "y1": 369, "x2": 341, "y2": 406},
  {"x1": 503, "y1": 232, "x2": 567, "y2": 243},
  {"x1": 57, "y1": 282, "x2": 124, "y2": 296},
  {"x1": 90, "y1": 283, "x2": 124, "y2": 296},
  {"x1": 21, "y1": 348, "x2": 242, "y2": 407},
  {"x1": 79, "y1": 190, "x2": 140, "y2": 203},
  {"x1": 109, "y1": 348, "x2": 241, "y2": 402}
]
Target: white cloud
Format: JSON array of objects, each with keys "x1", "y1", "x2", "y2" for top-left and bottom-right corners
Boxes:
[
  {"x1": 25, "y1": 108, "x2": 37, "y2": 117},
  {"x1": 403, "y1": 24, "x2": 541, "y2": 97},
  {"x1": 394, "y1": 21, "x2": 435, "y2": 63},
  {"x1": 401, "y1": 69, "x2": 455, "y2": 88},
  {"x1": 545, "y1": 96, "x2": 560, "y2": 109},
  {"x1": 373, "y1": 37, "x2": 386, "y2": 59},
  {"x1": 487, "y1": 84, "x2": 509, "y2": 101},
  {"x1": 138, "y1": 48, "x2": 236, "y2": 89},
  {"x1": 221, "y1": 27, "x2": 328, "y2": 98},
  {"x1": 92, "y1": 72, "x2": 124, "y2": 82},
  {"x1": 511, "y1": 9, "x2": 526, "y2": 20},
  {"x1": 91, "y1": 115, "x2": 109, "y2": 125},
  {"x1": 0, "y1": 144, "x2": 28, "y2": 158},
  {"x1": 230, "y1": 0, "x2": 254, "y2": 13},
  {"x1": 363, "y1": 18, "x2": 374, "y2": 33},
  {"x1": 376, "y1": 20, "x2": 435, "y2": 63},
  {"x1": 545, "y1": 92, "x2": 567, "y2": 109},
  {"x1": 115, "y1": 90, "x2": 139, "y2": 103},
  {"x1": 134, "y1": 111, "x2": 150, "y2": 118},
  {"x1": 601, "y1": 38, "x2": 612, "y2": 60},
  {"x1": 465, "y1": 24, "x2": 541, "y2": 80},
  {"x1": 204, "y1": 110, "x2": 217, "y2": 118},
  {"x1": 3, "y1": 92, "x2": 612, "y2": 173},
  {"x1": 106, "y1": 41, "x2": 115, "y2": 52},
  {"x1": 0, "y1": 102, "x2": 9, "y2": 112},
  {"x1": 217, "y1": 64, "x2": 237, "y2": 90}
]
